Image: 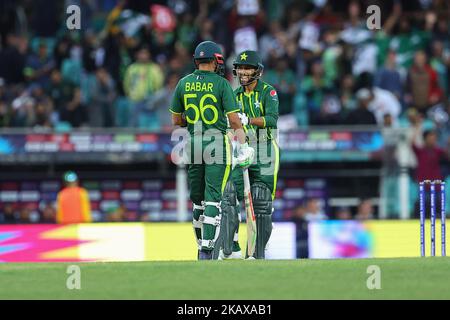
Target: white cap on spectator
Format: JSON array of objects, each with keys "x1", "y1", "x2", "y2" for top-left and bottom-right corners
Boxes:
[{"x1": 356, "y1": 88, "x2": 371, "y2": 101}]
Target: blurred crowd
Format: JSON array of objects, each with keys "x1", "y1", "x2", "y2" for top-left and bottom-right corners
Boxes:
[
  {"x1": 0, "y1": 0, "x2": 447, "y2": 136},
  {"x1": 0, "y1": 0, "x2": 450, "y2": 222},
  {"x1": 290, "y1": 197, "x2": 375, "y2": 222},
  {"x1": 0, "y1": 201, "x2": 141, "y2": 224}
]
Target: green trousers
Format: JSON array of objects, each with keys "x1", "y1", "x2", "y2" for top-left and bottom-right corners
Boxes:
[{"x1": 188, "y1": 135, "x2": 232, "y2": 251}]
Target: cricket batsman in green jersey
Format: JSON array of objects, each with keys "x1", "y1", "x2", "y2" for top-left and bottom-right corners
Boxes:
[
  {"x1": 219, "y1": 50, "x2": 280, "y2": 260},
  {"x1": 169, "y1": 41, "x2": 254, "y2": 260}
]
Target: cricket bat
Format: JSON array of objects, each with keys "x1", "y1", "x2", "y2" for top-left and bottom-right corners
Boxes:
[{"x1": 243, "y1": 168, "x2": 257, "y2": 258}]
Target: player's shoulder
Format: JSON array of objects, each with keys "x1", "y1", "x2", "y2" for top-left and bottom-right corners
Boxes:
[
  {"x1": 173, "y1": 73, "x2": 194, "y2": 92},
  {"x1": 214, "y1": 74, "x2": 235, "y2": 91},
  {"x1": 178, "y1": 73, "x2": 195, "y2": 84},
  {"x1": 259, "y1": 80, "x2": 277, "y2": 98},
  {"x1": 259, "y1": 80, "x2": 275, "y2": 92},
  {"x1": 214, "y1": 73, "x2": 229, "y2": 84}
]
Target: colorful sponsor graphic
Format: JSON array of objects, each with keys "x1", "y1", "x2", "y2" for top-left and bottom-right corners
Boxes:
[
  {"x1": 0, "y1": 225, "x2": 88, "y2": 262},
  {"x1": 0, "y1": 223, "x2": 294, "y2": 262},
  {"x1": 0, "y1": 221, "x2": 432, "y2": 262},
  {"x1": 309, "y1": 221, "x2": 374, "y2": 259},
  {"x1": 0, "y1": 224, "x2": 145, "y2": 263},
  {"x1": 308, "y1": 220, "x2": 449, "y2": 258}
]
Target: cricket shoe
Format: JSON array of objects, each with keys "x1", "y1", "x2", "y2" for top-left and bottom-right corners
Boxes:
[
  {"x1": 218, "y1": 249, "x2": 243, "y2": 260},
  {"x1": 198, "y1": 250, "x2": 213, "y2": 260}
]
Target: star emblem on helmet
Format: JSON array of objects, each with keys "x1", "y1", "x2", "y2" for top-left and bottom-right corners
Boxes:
[
  {"x1": 240, "y1": 53, "x2": 248, "y2": 61},
  {"x1": 200, "y1": 51, "x2": 205, "y2": 57}
]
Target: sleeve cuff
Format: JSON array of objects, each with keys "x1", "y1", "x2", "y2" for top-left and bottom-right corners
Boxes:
[
  {"x1": 169, "y1": 109, "x2": 182, "y2": 115},
  {"x1": 262, "y1": 117, "x2": 266, "y2": 128},
  {"x1": 226, "y1": 109, "x2": 240, "y2": 115}
]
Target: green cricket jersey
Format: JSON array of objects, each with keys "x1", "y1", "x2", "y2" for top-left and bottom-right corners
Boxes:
[
  {"x1": 234, "y1": 80, "x2": 279, "y2": 141},
  {"x1": 169, "y1": 70, "x2": 239, "y2": 135}
]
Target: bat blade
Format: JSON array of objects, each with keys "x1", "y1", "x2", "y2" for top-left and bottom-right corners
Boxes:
[{"x1": 243, "y1": 169, "x2": 257, "y2": 258}]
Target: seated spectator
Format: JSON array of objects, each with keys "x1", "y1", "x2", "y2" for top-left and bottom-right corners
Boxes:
[
  {"x1": 23, "y1": 41, "x2": 55, "y2": 88},
  {"x1": 175, "y1": 12, "x2": 197, "y2": 53},
  {"x1": 53, "y1": 36, "x2": 72, "y2": 70},
  {"x1": 18, "y1": 207, "x2": 33, "y2": 224},
  {"x1": 355, "y1": 199, "x2": 375, "y2": 220},
  {"x1": 290, "y1": 205, "x2": 306, "y2": 223},
  {"x1": 335, "y1": 206, "x2": 352, "y2": 220},
  {"x1": 345, "y1": 88, "x2": 377, "y2": 125},
  {"x1": 313, "y1": 94, "x2": 342, "y2": 125},
  {"x1": 301, "y1": 60, "x2": 333, "y2": 123},
  {"x1": 321, "y1": 28, "x2": 342, "y2": 85},
  {"x1": 46, "y1": 69, "x2": 86, "y2": 127},
  {"x1": 0, "y1": 101, "x2": 9, "y2": 127},
  {"x1": 264, "y1": 56, "x2": 296, "y2": 115},
  {"x1": 123, "y1": 46, "x2": 164, "y2": 129},
  {"x1": 436, "y1": 101, "x2": 450, "y2": 149},
  {"x1": 0, "y1": 34, "x2": 27, "y2": 85},
  {"x1": 59, "y1": 86, "x2": 86, "y2": 128},
  {"x1": 339, "y1": 74, "x2": 357, "y2": 117},
  {"x1": 374, "y1": 50, "x2": 403, "y2": 101},
  {"x1": 10, "y1": 93, "x2": 36, "y2": 127},
  {"x1": 303, "y1": 198, "x2": 328, "y2": 221},
  {"x1": 429, "y1": 40, "x2": 449, "y2": 98},
  {"x1": 40, "y1": 203, "x2": 56, "y2": 223},
  {"x1": 406, "y1": 50, "x2": 443, "y2": 114},
  {"x1": 30, "y1": 84, "x2": 54, "y2": 128},
  {"x1": 0, "y1": 78, "x2": 10, "y2": 127},
  {"x1": 0, "y1": 204, "x2": 18, "y2": 224},
  {"x1": 369, "y1": 87, "x2": 402, "y2": 126},
  {"x1": 121, "y1": 204, "x2": 138, "y2": 222},
  {"x1": 105, "y1": 206, "x2": 124, "y2": 222},
  {"x1": 148, "y1": 72, "x2": 179, "y2": 132},
  {"x1": 259, "y1": 21, "x2": 286, "y2": 65},
  {"x1": 87, "y1": 67, "x2": 116, "y2": 127}
]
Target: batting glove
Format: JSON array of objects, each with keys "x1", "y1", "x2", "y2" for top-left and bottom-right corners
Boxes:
[
  {"x1": 237, "y1": 143, "x2": 255, "y2": 169},
  {"x1": 238, "y1": 113, "x2": 249, "y2": 126}
]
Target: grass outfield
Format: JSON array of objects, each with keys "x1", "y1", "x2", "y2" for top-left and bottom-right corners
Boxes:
[{"x1": 1, "y1": 257, "x2": 450, "y2": 300}]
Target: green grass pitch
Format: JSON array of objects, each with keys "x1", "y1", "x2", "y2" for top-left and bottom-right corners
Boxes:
[{"x1": 1, "y1": 258, "x2": 450, "y2": 299}]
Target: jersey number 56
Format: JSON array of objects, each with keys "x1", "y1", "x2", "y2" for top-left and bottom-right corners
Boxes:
[{"x1": 184, "y1": 94, "x2": 219, "y2": 125}]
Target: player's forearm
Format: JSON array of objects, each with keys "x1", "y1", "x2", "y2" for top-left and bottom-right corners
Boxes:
[
  {"x1": 249, "y1": 117, "x2": 265, "y2": 128},
  {"x1": 249, "y1": 116, "x2": 277, "y2": 128},
  {"x1": 228, "y1": 113, "x2": 247, "y2": 144},
  {"x1": 171, "y1": 114, "x2": 186, "y2": 127}
]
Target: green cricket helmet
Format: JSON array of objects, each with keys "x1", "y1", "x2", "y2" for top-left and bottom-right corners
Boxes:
[
  {"x1": 233, "y1": 50, "x2": 264, "y2": 86},
  {"x1": 193, "y1": 41, "x2": 225, "y2": 77}
]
